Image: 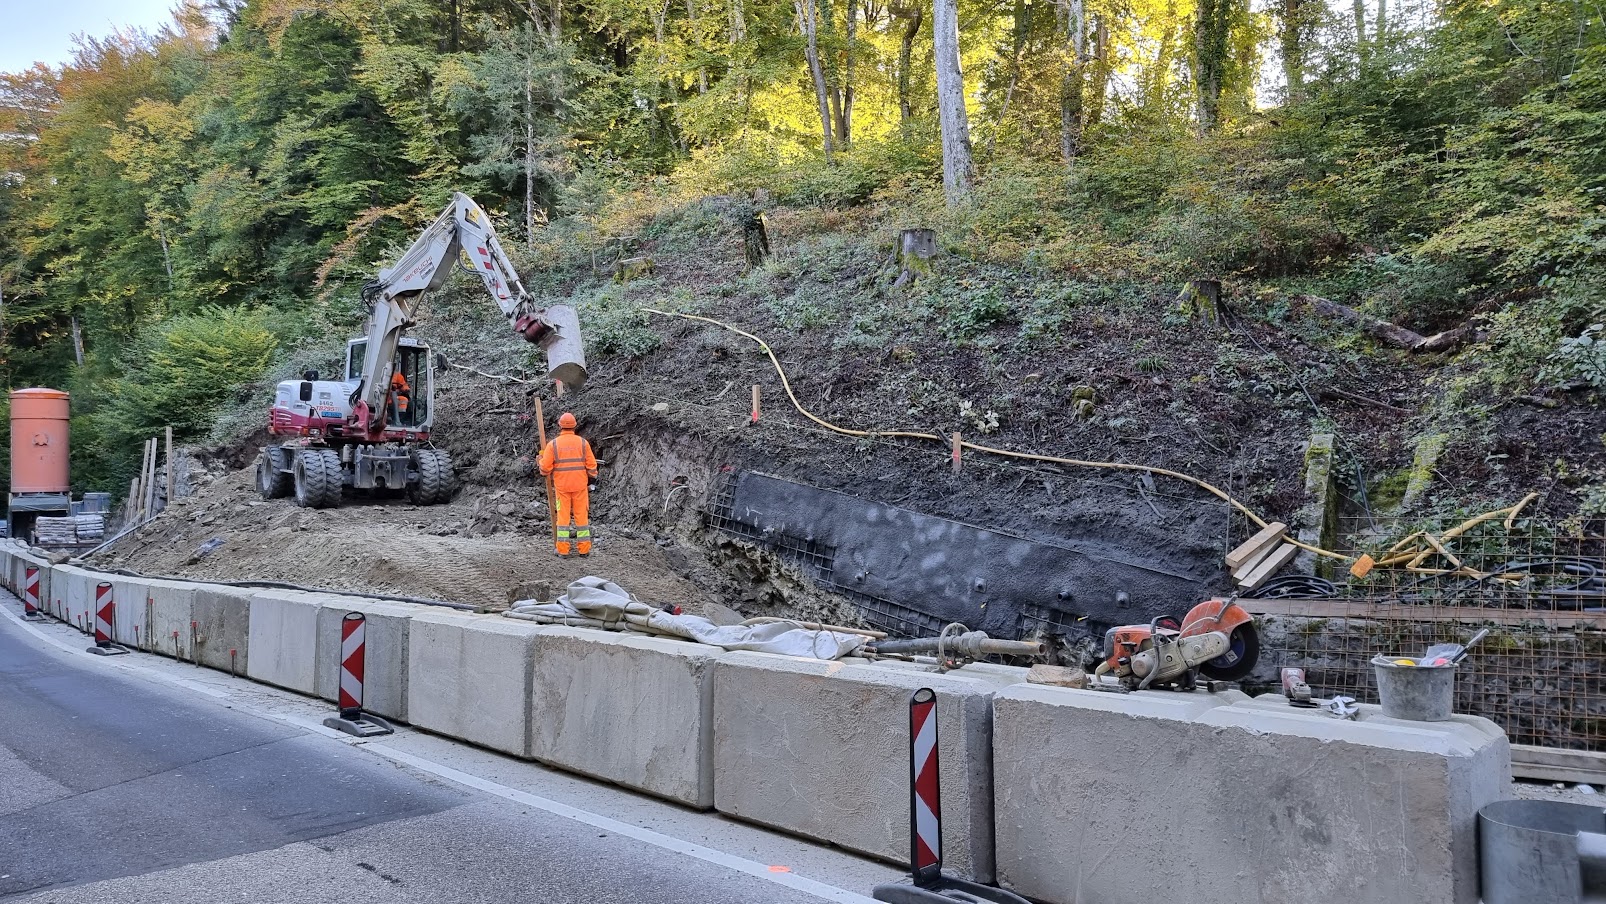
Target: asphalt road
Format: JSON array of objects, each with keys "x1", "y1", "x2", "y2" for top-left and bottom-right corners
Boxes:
[{"x1": 0, "y1": 602, "x2": 893, "y2": 904}]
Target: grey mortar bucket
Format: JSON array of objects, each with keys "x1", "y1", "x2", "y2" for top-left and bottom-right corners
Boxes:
[{"x1": 1371, "y1": 655, "x2": 1456, "y2": 721}]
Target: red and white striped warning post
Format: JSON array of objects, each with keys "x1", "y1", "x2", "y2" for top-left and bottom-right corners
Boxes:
[
  {"x1": 323, "y1": 611, "x2": 392, "y2": 737},
  {"x1": 22, "y1": 566, "x2": 41, "y2": 618},
  {"x1": 338, "y1": 612, "x2": 366, "y2": 719},
  {"x1": 85, "y1": 582, "x2": 129, "y2": 655},
  {"x1": 908, "y1": 687, "x2": 943, "y2": 885},
  {"x1": 93, "y1": 582, "x2": 114, "y2": 647},
  {"x1": 871, "y1": 688, "x2": 1031, "y2": 904}
]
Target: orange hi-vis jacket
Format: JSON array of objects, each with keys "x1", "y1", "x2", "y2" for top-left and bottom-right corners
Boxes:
[{"x1": 540, "y1": 430, "x2": 597, "y2": 493}]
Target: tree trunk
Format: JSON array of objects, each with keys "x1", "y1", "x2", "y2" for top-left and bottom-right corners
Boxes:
[
  {"x1": 932, "y1": 0, "x2": 974, "y2": 204},
  {"x1": 157, "y1": 223, "x2": 174, "y2": 289},
  {"x1": 1057, "y1": 0, "x2": 1085, "y2": 164},
  {"x1": 1193, "y1": 0, "x2": 1230, "y2": 132},
  {"x1": 1086, "y1": 15, "x2": 1109, "y2": 128},
  {"x1": 896, "y1": 2, "x2": 923, "y2": 123},
  {"x1": 989, "y1": 0, "x2": 1029, "y2": 155},
  {"x1": 1374, "y1": 0, "x2": 1387, "y2": 49},
  {"x1": 796, "y1": 0, "x2": 836, "y2": 157},
  {"x1": 1279, "y1": 0, "x2": 1305, "y2": 102},
  {"x1": 1353, "y1": 0, "x2": 1368, "y2": 64},
  {"x1": 840, "y1": 0, "x2": 856, "y2": 144},
  {"x1": 526, "y1": 8, "x2": 537, "y2": 250},
  {"x1": 70, "y1": 314, "x2": 84, "y2": 366}
]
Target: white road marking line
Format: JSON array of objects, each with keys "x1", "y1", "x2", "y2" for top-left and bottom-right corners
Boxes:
[
  {"x1": 0, "y1": 598, "x2": 229, "y2": 698},
  {"x1": 0, "y1": 596, "x2": 883, "y2": 904},
  {"x1": 369, "y1": 745, "x2": 881, "y2": 904}
]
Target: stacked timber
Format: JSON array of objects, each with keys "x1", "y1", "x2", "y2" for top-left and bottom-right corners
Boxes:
[{"x1": 34, "y1": 514, "x2": 106, "y2": 545}]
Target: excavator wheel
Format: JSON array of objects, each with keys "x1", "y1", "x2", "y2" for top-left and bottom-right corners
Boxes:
[
  {"x1": 257, "y1": 447, "x2": 293, "y2": 499},
  {"x1": 409, "y1": 449, "x2": 458, "y2": 505},
  {"x1": 293, "y1": 448, "x2": 344, "y2": 509}
]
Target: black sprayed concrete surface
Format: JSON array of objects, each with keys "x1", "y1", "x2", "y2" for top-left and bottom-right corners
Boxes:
[{"x1": 0, "y1": 599, "x2": 896, "y2": 904}]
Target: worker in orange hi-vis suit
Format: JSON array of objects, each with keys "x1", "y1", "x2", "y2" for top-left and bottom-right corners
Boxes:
[{"x1": 539, "y1": 412, "x2": 599, "y2": 557}]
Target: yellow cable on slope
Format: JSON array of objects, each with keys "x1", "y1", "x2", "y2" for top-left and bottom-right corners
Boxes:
[{"x1": 643, "y1": 308, "x2": 1356, "y2": 562}]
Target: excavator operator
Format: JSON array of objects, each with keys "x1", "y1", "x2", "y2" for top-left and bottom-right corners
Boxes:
[
  {"x1": 539, "y1": 411, "x2": 598, "y2": 557},
  {"x1": 389, "y1": 369, "x2": 411, "y2": 425}
]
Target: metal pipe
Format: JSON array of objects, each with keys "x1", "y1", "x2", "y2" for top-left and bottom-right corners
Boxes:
[{"x1": 869, "y1": 631, "x2": 1046, "y2": 659}]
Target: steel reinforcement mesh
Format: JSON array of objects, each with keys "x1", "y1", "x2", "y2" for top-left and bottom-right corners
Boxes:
[
  {"x1": 704, "y1": 477, "x2": 946, "y2": 638},
  {"x1": 1252, "y1": 523, "x2": 1606, "y2": 752}
]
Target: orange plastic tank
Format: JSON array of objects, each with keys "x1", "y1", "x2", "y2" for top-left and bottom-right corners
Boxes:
[{"x1": 10, "y1": 388, "x2": 70, "y2": 494}]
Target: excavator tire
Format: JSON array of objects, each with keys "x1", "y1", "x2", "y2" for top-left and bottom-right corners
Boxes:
[
  {"x1": 293, "y1": 448, "x2": 344, "y2": 509},
  {"x1": 257, "y1": 447, "x2": 293, "y2": 499},
  {"x1": 409, "y1": 449, "x2": 458, "y2": 505}
]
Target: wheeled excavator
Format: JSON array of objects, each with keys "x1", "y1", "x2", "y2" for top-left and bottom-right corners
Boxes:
[{"x1": 258, "y1": 193, "x2": 586, "y2": 509}]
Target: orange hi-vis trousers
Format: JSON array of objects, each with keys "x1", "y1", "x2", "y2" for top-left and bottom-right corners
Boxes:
[{"x1": 554, "y1": 489, "x2": 591, "y2": 556}]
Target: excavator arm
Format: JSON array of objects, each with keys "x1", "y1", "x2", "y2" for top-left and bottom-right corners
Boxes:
[{"x1": 351, "y1": 193, "x2": 586, "y2": 436}]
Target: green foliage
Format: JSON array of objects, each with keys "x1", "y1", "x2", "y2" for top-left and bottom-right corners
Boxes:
[{"x1": 72, "y1": 307, "x2": 278, "y2": 492}]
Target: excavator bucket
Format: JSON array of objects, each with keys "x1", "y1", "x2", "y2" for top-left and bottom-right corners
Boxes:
[{"x1": 540, "y1": 304, "x2": 588, "y2": 390}]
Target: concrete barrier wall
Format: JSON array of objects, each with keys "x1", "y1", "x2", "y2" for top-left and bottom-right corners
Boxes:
[
  {"x1": 991, "y1": 685, "x2": 1510, "y2": 904},
  {"x1": 314, "y1": 598, "x2": 413, "y2": 721},
  {"x1": 245, "y1": 590, "x2": 323, "y2": 694},
  {"x1": 107, "y1": 577, "x2": 196, "y2": 654},
  {"x1": 193, "y1": 586, "x2": 253, "y2": 673},
  {"x1": 51, "y1": 565, "x2": 98, "y2": 633},
  {"x1": 408, "y1": 612, "x2": 543, "y2": 757},
  {"x1": 530, "y1": 626, "x2": 722, "y2": 808},
  {"x1": 0, "y1": 551, "x2": 1517, "y2": 904},
  {"x1": 713, "y1": 653, "x2": 1022, "y2": 881}
]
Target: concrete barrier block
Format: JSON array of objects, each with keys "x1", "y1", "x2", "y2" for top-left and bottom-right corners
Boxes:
[
  {"x1": 713, "y1": 654, "x2": 1021, "y2": 881},
  {"x1": 408, "y1": 612, "x2": 543, "y2": 756},
  {"x1": 110, "y1": 577, "x2": 196, "y2": 657},
  {"x1": 193, "y1": 586, "x2": 254, "y2": 673},
  {"x1": 246, "y1": 590, "x2": 323, "y2": 694},
  {"x1": 991, "y1": 686, "x2": 1509, "y2": 904},
  {"x1": 530, "y1": 627, "x2": 721, "y2": 807},
  {"x1": 314, "y1": 598, "x2": 413, "y2": 721},
  {"x1": 50, "y1": 565, "x2": 98, "y2": 632},
  {"x1": 5, "y1": 545, "x2": 51, "y2": 612}
]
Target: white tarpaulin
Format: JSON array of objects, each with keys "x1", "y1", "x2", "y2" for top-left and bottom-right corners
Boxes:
[{"x1": 506, "y1": 576, "x2": 867, "y2": 660}]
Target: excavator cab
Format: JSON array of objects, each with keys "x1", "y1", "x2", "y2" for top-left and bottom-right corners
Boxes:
[{"x1": 345, "y1": 338, "x2": 433, "y2": 432}]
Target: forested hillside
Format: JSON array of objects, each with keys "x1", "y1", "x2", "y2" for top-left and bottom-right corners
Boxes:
[{"x1": 0, "y1": 0, "x2": 1602, "y2": 522}]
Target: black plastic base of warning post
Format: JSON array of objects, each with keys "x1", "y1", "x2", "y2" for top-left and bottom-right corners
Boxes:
[
  {"x1": 86, "y1": 644, "x2": 132, "y2": 656},
  {"x1": 24, "y1": 610, "x2": 43, "y2": 620},
  {"x1": 323, "y1": 713, "x2": 395, "y2": 738},
  {"x1": 872, "y1": 876, "x2": 1032, "y2": 904}
]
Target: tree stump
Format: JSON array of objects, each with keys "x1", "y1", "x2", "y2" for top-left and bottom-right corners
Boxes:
[
  {"x1": 887, "y1": 228, "x2": 938, "y2": 288},
  {"x1": 1176, "y1": 279, "x2": 1223, "y2": 322},
  {"x1": 742, "y1": 211, "x2": 770, "y2": 267},
  {"x1": 612, "y1": 256, "x2": 656, "y2": 283}
]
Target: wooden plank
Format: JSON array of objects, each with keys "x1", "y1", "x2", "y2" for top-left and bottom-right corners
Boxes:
[
  {"x1": 1237, "y1": 542, "x2": 1299, "y2": 591},
  {"x1": 1230, "y1": 541, "x2": 1277, "y2": 580},
  {"x1": 1241, "y1": 597, "x2": 1606, "y2": 628},
  {"x1": 164, "y1": 425, "x2": 174, "y2": 510},
  {"x1": 1510, "y1": 744, "x2": 1606, "y2": 785},
  {"x1": 1226, "y1": 521, "x2": 1286, "y2": 570}
]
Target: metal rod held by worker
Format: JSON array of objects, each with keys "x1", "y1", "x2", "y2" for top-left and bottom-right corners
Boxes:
[{"x1": 535, "y1": 396, "x2": 557, "y2": 546}]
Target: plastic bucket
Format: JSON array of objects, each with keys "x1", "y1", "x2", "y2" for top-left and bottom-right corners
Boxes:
[{"x1": 1371, "y1": 655, "x2": 1456, "y2": 721}]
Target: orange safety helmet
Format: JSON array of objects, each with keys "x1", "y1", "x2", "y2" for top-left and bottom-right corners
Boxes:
[{"x1": 558, "y1": 412, "x2": 577, "y2": 429}]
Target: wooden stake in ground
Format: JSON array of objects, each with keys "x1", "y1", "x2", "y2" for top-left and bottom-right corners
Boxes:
[
  {"x1": 535, "y1": 397, "x2": 557, "y2": 547},
  {"x1": 751, "y1": 385, "x2": 760, "y2": 425},
  {"x1": 951, "y1": 432, "x2": 963, "y2": 472},
  {"x1": 164, "y1": 426, "x2": 174, "y2": 511},
  {"x1": 144, "y1": 437, "x2": 158, "y2": 519},
  {"x1": 138, "y1": 438, "x2": 155, "y2": 521}
]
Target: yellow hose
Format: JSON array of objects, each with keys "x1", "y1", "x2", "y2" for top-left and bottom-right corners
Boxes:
[{"x1": 642, "y1": 308, "x2": 1356, "y2": 562}]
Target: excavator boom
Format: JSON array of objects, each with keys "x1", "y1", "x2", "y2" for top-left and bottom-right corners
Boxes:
[{"x1": 353, "y1": 193, "x2": 585, "y2": 436}]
